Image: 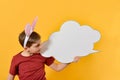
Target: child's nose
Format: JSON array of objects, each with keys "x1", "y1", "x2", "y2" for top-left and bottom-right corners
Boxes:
[{"x1": 39, "y1": 45, "x2": 41, "y2": 49}]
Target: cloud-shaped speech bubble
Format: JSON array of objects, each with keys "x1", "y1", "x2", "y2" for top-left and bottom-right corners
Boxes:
[{"x1": 41, "y1": 20, "x2": 101, "y2": 63}]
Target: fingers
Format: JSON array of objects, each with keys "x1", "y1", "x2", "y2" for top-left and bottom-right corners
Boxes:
[{"x1": 73, "y1": 56, "x2": 81, "y2": 62}]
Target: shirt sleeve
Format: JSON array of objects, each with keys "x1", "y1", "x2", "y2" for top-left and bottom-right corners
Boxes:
[
  {"x1": 9, "y1": 56, "x2": 18, "y2": 75},
  {"x1": 45, "y1": 57, "x2": 55, "y2": 66}
]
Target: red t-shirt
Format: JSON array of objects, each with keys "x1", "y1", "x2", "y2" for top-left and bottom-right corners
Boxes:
[{"x1": 9, "y1": 52, "x2": 55, "y2": 80}]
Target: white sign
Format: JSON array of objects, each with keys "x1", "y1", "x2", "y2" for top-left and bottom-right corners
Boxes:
[{"x1": 41, "y1": 21, "x2": 101, "y2": 63}]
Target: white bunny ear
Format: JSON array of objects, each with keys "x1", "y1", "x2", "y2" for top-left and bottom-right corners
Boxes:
[
  {"x1": 31, "y1": 16, "x2": 38, "y2": 30},
  {"x1": 24, "y1": 16, "x2": 38, "y2": 48},
  {"x1": 25, "y1": 23, "x2": 31, "y2": 36}
]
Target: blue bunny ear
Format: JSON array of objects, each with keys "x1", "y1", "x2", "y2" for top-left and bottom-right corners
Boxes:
[
  {"x1": 25, "y1": 23, "x2": 31, "y2": 36},
  {"x1": 31, "y1": 16, "x2": 38, "y2": 30}
]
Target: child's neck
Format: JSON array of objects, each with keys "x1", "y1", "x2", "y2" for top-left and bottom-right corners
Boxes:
[{"x1": 21, "y1": 50, "x2": 33, "y2": 57}]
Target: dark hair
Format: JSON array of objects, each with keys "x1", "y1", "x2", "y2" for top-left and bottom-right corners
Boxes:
[{"x1": 19, "y1": 31, "x2": 41, "y2": 47}]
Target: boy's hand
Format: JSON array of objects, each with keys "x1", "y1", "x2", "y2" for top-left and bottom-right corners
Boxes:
[
  {"x1": 40, "y1": 40, "x2": 50, "y2": 53},
  {"x1": 73, "y1": 56, "x2": 81, "y2": 62}
]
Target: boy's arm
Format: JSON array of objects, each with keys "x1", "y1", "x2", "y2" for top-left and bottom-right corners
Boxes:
[
  {"x1": 49, "y1": 62, "x2": 69, "y2": 71},
  {"x1": 49, "y1": 56, "x2": 81, "y2": 71},
  {"x1": 7, "y1": 74, "x2": 14, "y2": 80}
]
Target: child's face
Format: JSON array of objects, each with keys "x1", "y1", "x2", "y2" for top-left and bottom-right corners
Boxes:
[{"x1": 27, "y1": 40, "x2": 41, "y2": 54}]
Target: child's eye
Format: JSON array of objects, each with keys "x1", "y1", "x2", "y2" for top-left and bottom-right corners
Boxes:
[{"x1": 35, "y1": 44, "x2": 40, "y2": 47}]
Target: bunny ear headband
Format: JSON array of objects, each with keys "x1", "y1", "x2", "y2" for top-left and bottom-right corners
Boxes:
[{"x1": 24, "y1": 17, "x2": 38, "y2": 48}]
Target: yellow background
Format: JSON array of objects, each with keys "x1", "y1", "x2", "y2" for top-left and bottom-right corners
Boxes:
[{"x1": 0, "y1": 0, "x2": 120, "y2": 80}]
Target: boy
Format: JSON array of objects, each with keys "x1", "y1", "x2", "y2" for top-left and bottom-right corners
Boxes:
[{"x1": 7, "y1": 18, "x2": 80, "y2": 80}]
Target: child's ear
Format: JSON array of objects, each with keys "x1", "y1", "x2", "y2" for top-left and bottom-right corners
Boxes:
[{"x1": 24, "y1": 46, "x2": 29, "y2": 50}]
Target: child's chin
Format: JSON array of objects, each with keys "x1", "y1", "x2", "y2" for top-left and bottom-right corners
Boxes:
[{"x1": 36, "y1": 50, "x2": 40, "y2": 53}]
